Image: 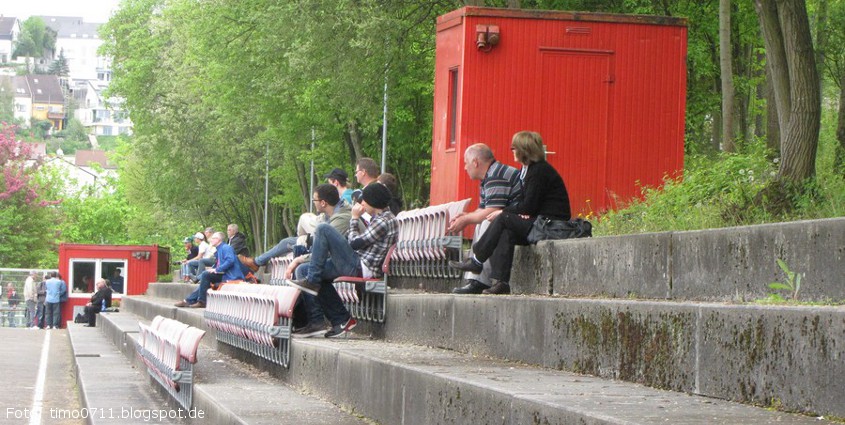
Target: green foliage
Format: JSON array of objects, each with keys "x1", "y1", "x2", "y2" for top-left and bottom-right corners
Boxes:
[
  {"x1": 50, "y1": 119, "x2": 91, "y2": 154},
  {"x1": 764, "y1": 259, "x2": 802, "y2": 302},
  {"x1": 47, "y1": 49, "x2": 71, "y2": 77},
  {"x1": 14, "y1": 17, "x2": 55, "y2": 59},
  {"x1": 0, "y1": 78, "x2": 14, "y2": 124},
  {"x1": 597, "y1": 100, "x2": 845, "y2": 236}
]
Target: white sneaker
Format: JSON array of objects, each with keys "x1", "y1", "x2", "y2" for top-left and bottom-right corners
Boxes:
[{"x1": 30, "y1": 326, "x2": 38, "y2": 330}]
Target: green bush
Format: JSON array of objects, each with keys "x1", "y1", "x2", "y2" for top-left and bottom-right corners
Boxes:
[{"x1": 597, "y1": 106, "x2": 845, "y2": 236}]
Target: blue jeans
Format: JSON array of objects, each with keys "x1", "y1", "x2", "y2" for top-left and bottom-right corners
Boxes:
[
  {"x1": 294, "y1": 263, "x2": 326, "y2": 326},
  {"x1": 185, "y1": 271, "x2": 224, "y2": 304},
  {"x1": 305, "y1": 224, "x2": 362, "y2": 326},
  {"x1": 45, "y1": 302, "x2": 61, "y2": 328},
  {"x1": 255, "y1": 236, "x2": 297, "y2": 266},
  {"x1": 26, "y1": 300, "x2": 36, "y2": 327},
  {"x1": 36, "y1": 301, "x2": 45, "y2": 328},
  {"x1": 187, "y1": 258, "x2": 215, "y2": 278}
]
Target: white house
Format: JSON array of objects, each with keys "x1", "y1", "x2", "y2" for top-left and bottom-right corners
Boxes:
[
  {"x1": 73, "y1": 79, "x2": 132, "y2": 136},
  {"x1": 0, "y1": 16, "x2": 21, "y2": 64},
  {"x1": 43, "y1": 149, "x2": 117, "y2": 196},
  {"x1": 42, "y1": 16, "x2": 105, "y2": 81},
  {"x1": 0, "y1": 75, "x2": 33, "y2": 127}
]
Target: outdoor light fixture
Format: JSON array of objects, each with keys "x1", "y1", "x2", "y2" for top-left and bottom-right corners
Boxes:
[
  {"x1": 476, "y1": 24, "x2": 500, "y2": 52},
  {"x1": 132, "y1": 251, "x2": 150, "y2": 260}
]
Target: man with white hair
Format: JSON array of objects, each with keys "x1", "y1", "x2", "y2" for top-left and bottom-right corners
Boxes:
[
  {"x1": 175, "y1": 232, "x2": 244, "y2": 308},
  {"x1": 83, "y1": 279, "x2": 113, "y2": 327},
  {"x1": 447, "y1": 143, "x2": 522, "y2": 294}
]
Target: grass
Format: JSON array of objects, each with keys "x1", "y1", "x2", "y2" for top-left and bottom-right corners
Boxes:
[{"x1": 595, "y1": 106, "x2": 845, "y2": 237}]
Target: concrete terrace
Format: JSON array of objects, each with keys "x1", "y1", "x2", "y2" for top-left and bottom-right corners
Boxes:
[{"x1": 67, "y1": 217, "x2": 845, "y2": 424}]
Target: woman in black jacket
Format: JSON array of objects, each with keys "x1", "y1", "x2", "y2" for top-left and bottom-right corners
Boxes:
[{"x1": 450, "y1": 131, "x2": 571, "y2": 294}]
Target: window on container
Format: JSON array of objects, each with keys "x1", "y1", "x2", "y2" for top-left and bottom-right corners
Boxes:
[
  {"x1": 447, "y1": 67, "x2": 459, "y2": 148},
  {"x1": 70, "y1": 258, "x2": 127, "y2": 295}
]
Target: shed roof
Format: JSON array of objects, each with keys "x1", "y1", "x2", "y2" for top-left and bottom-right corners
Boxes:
[
  {"x1": 75, "y1": 149, "x2": 116, "y2": 169},
  {"x1": 439, "y1": 6, "x2": 687, "y2": 27}
]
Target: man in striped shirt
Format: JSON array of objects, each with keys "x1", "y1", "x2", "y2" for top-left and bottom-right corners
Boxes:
[{"x1": 448, "y1": 143, "x2": 522, "y2": 294}]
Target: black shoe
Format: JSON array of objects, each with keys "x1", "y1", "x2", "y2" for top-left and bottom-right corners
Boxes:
[
  {"x1": 287, "y1": 278, "x2": 321, "y2": 296},
  {"x1": 482, "y1": 281, "x2": 511, "y2": 295},
  {"x1": 449, "y1": 258, "x2": 483, "y2": 274},
  {"x1": 325, "y1": 317, "x2": 357, "y2": 338},
  {"x1": 292, "y1": 322, "x2": 327, "y2": 338},
  {"x1": 452, "y1": 279, "x2": 488, "y2": 294}
]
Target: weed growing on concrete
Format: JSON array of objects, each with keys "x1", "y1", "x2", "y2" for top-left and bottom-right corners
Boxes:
[{"x1": 765, "y1": 259, "x2": 802, "y2": 302}]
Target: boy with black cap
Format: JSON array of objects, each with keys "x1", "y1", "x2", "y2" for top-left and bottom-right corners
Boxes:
[
  {"x1": 287, "y1": 183, "x2": 398, "y2": 338},
  {"x1": 324, "y1": 168, "x2": 353, "y2": 205}
]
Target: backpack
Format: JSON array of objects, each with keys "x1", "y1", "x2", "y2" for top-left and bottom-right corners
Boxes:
[{"x1": 527, "y1": 216, "x2": 593, "y2": 244}]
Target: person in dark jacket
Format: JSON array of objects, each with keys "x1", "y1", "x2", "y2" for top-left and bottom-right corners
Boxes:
[
  {"x1": 227, "y1": 223, "x2": 256, "y2": 275},
  {"x1": 84, "y1": 279, "x2": 113, "y2": 327},
  {"x1": 450, "y1": 131, "x2": 571, "y2": 294}
]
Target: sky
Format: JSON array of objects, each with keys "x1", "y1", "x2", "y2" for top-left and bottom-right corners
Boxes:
[{"x1": 1, "y1": 0, "x2": 121, "y2": 23}]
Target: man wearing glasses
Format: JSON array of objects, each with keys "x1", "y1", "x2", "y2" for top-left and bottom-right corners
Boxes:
[
  {"x1": 241, "y1": 184, "x2": 351, "y2": 271},
  {"x1": 351, "y1": 157, "x2": 380, "y2": 204}
]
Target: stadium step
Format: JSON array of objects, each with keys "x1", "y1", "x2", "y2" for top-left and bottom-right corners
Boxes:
[
  {"x1": 78, "y1": 310, "x2": 375, "y2": 425},
  {"x1": 111, "y1": 289, "x2": 836, "y2": 424}
]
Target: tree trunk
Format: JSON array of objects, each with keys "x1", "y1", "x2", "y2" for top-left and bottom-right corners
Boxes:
[
  {"x1": 815, "y1": 0, "x2": 829, "y2": 96},
  {"x1": 346, "y1": 120, "x2": 364, "y2": 162},
  {"x1": 755, "y1": 0, "x2": 820, "y2": 182},
  {"x1": 765, "y1": 61, "x2": 780, "y2": 156},
  {"x1": 754, "y1": 49, "x2": 766, "y2": 139},
  {"x1": 719, "y1": 0, "x2": 735, "y2": 152},
  {"x1": 754, "y1": 0, "x2": 791, "y2": 139},
  {"x1": 836, "y1": 72, "x2": 845, "y2": 174},
  {"x1": 711, "y1": 107, "x2": 722, "y2": 152},
  {"x1": 506, "y1": 0, "x2": 521, "y2": 8}
]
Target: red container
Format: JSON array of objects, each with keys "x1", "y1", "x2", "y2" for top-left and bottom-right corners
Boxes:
[
  {"x1": 431, "y1": 7, "x2": 687, "y2": 219},
  {"x1": 57, "y1": 243, "x2": 170, "y2": 325}
]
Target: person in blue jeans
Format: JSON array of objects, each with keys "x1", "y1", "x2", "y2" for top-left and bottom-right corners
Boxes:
[
  {"x1": 243, "y1": 184, "x2": 352, "y2": 271},
  {"x1": 44, "y1": 272, "x2": 67, "y2": 329},
  {"x1": 288, "y1": 183, "x2": 398, "y2": 338},
  {"x1": 175, "y1": 232, "x2": 244, "y2": 308}
]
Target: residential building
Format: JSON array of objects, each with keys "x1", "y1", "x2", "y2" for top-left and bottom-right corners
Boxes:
[
  {"x1": 27, "y1": 74, "x2": 65, "y2": 131},
  {"x1": 73, "y1": 79, "x2": 131, "y2": 136},
  {"x1": 0, "y1": 16, "x2": 21, "y2": 64},
  {"x1": 43, "y1": 149, "x2": 116, "y2": 196},
  {"x1": 41, "y1": 16, "x2": 105, "y2": 81}
]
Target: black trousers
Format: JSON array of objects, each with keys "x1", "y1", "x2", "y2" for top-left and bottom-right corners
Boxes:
[
  {"x1": 84, "y1": 305, "x2": 101, "y2": 326},
  {"x1": 472, "y1": 212, "x2": 533, "y2": 283}
]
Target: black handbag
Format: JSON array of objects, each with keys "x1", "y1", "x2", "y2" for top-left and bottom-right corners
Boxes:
[{"x1": 527, "y1": 216, "x2": 592, "y2": 244}]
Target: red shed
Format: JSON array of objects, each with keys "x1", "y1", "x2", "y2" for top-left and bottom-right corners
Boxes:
[
  {"x1": 431, "y1": 7, "x2": 687, "y2": 217},
  {"x1": 57, "y1": 243, "x2": 170, "y2": 325}
]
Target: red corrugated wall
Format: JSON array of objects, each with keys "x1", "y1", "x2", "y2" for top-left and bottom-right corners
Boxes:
[
  {"x1": 431, "y1": 7, "x2": 687, "y2": 218},
  {"x1": 58, "y1": 244, "x2": 169, "y2": 324}
]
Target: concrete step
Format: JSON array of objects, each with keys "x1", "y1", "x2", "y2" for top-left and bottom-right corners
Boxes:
[
  {"x1": 67, "y1": 323, "x2": 182, "y2": 424},
  {"x1": 137, "y1": 283, "x2": 845, "y2": 418},
  {"x1": 118, "y1": 294, "x2": 835, "y2": 425},
  {"x1": 90, "y1": 311, "x2": 376, "y2": 425},
  {"x1": 381, "y1": 293, "x2": 845, "y2": 420}
]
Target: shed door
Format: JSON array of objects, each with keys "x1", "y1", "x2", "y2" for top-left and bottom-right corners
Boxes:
[{"x1": 539, "y1": 49, "x2": 613, "y2": 216}]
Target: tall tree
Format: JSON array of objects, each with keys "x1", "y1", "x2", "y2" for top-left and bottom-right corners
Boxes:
[
  {"x1": 720, "y1": 0, "x2": 736, "y2": 152},
  {"x1": 48, "y1": 49, "x2": 70, "y2": 77},
  {"x1": 754, "y1": 0, "x2": 821, "y2": 183},
  {"x1": 0, "y1": 125, "x2": 61, "y2": 267}
]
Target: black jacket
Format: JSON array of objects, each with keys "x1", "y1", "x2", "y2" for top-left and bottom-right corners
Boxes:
[
  {"x1": 504, "y1": 160, "x2": 571, "y2": 220},
  {"x1": 90, "y1": 287, "x2": 112, "y2": 311},
  {"x1": 228, "y1": 232, "x2": 250, "y2": 256}
]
